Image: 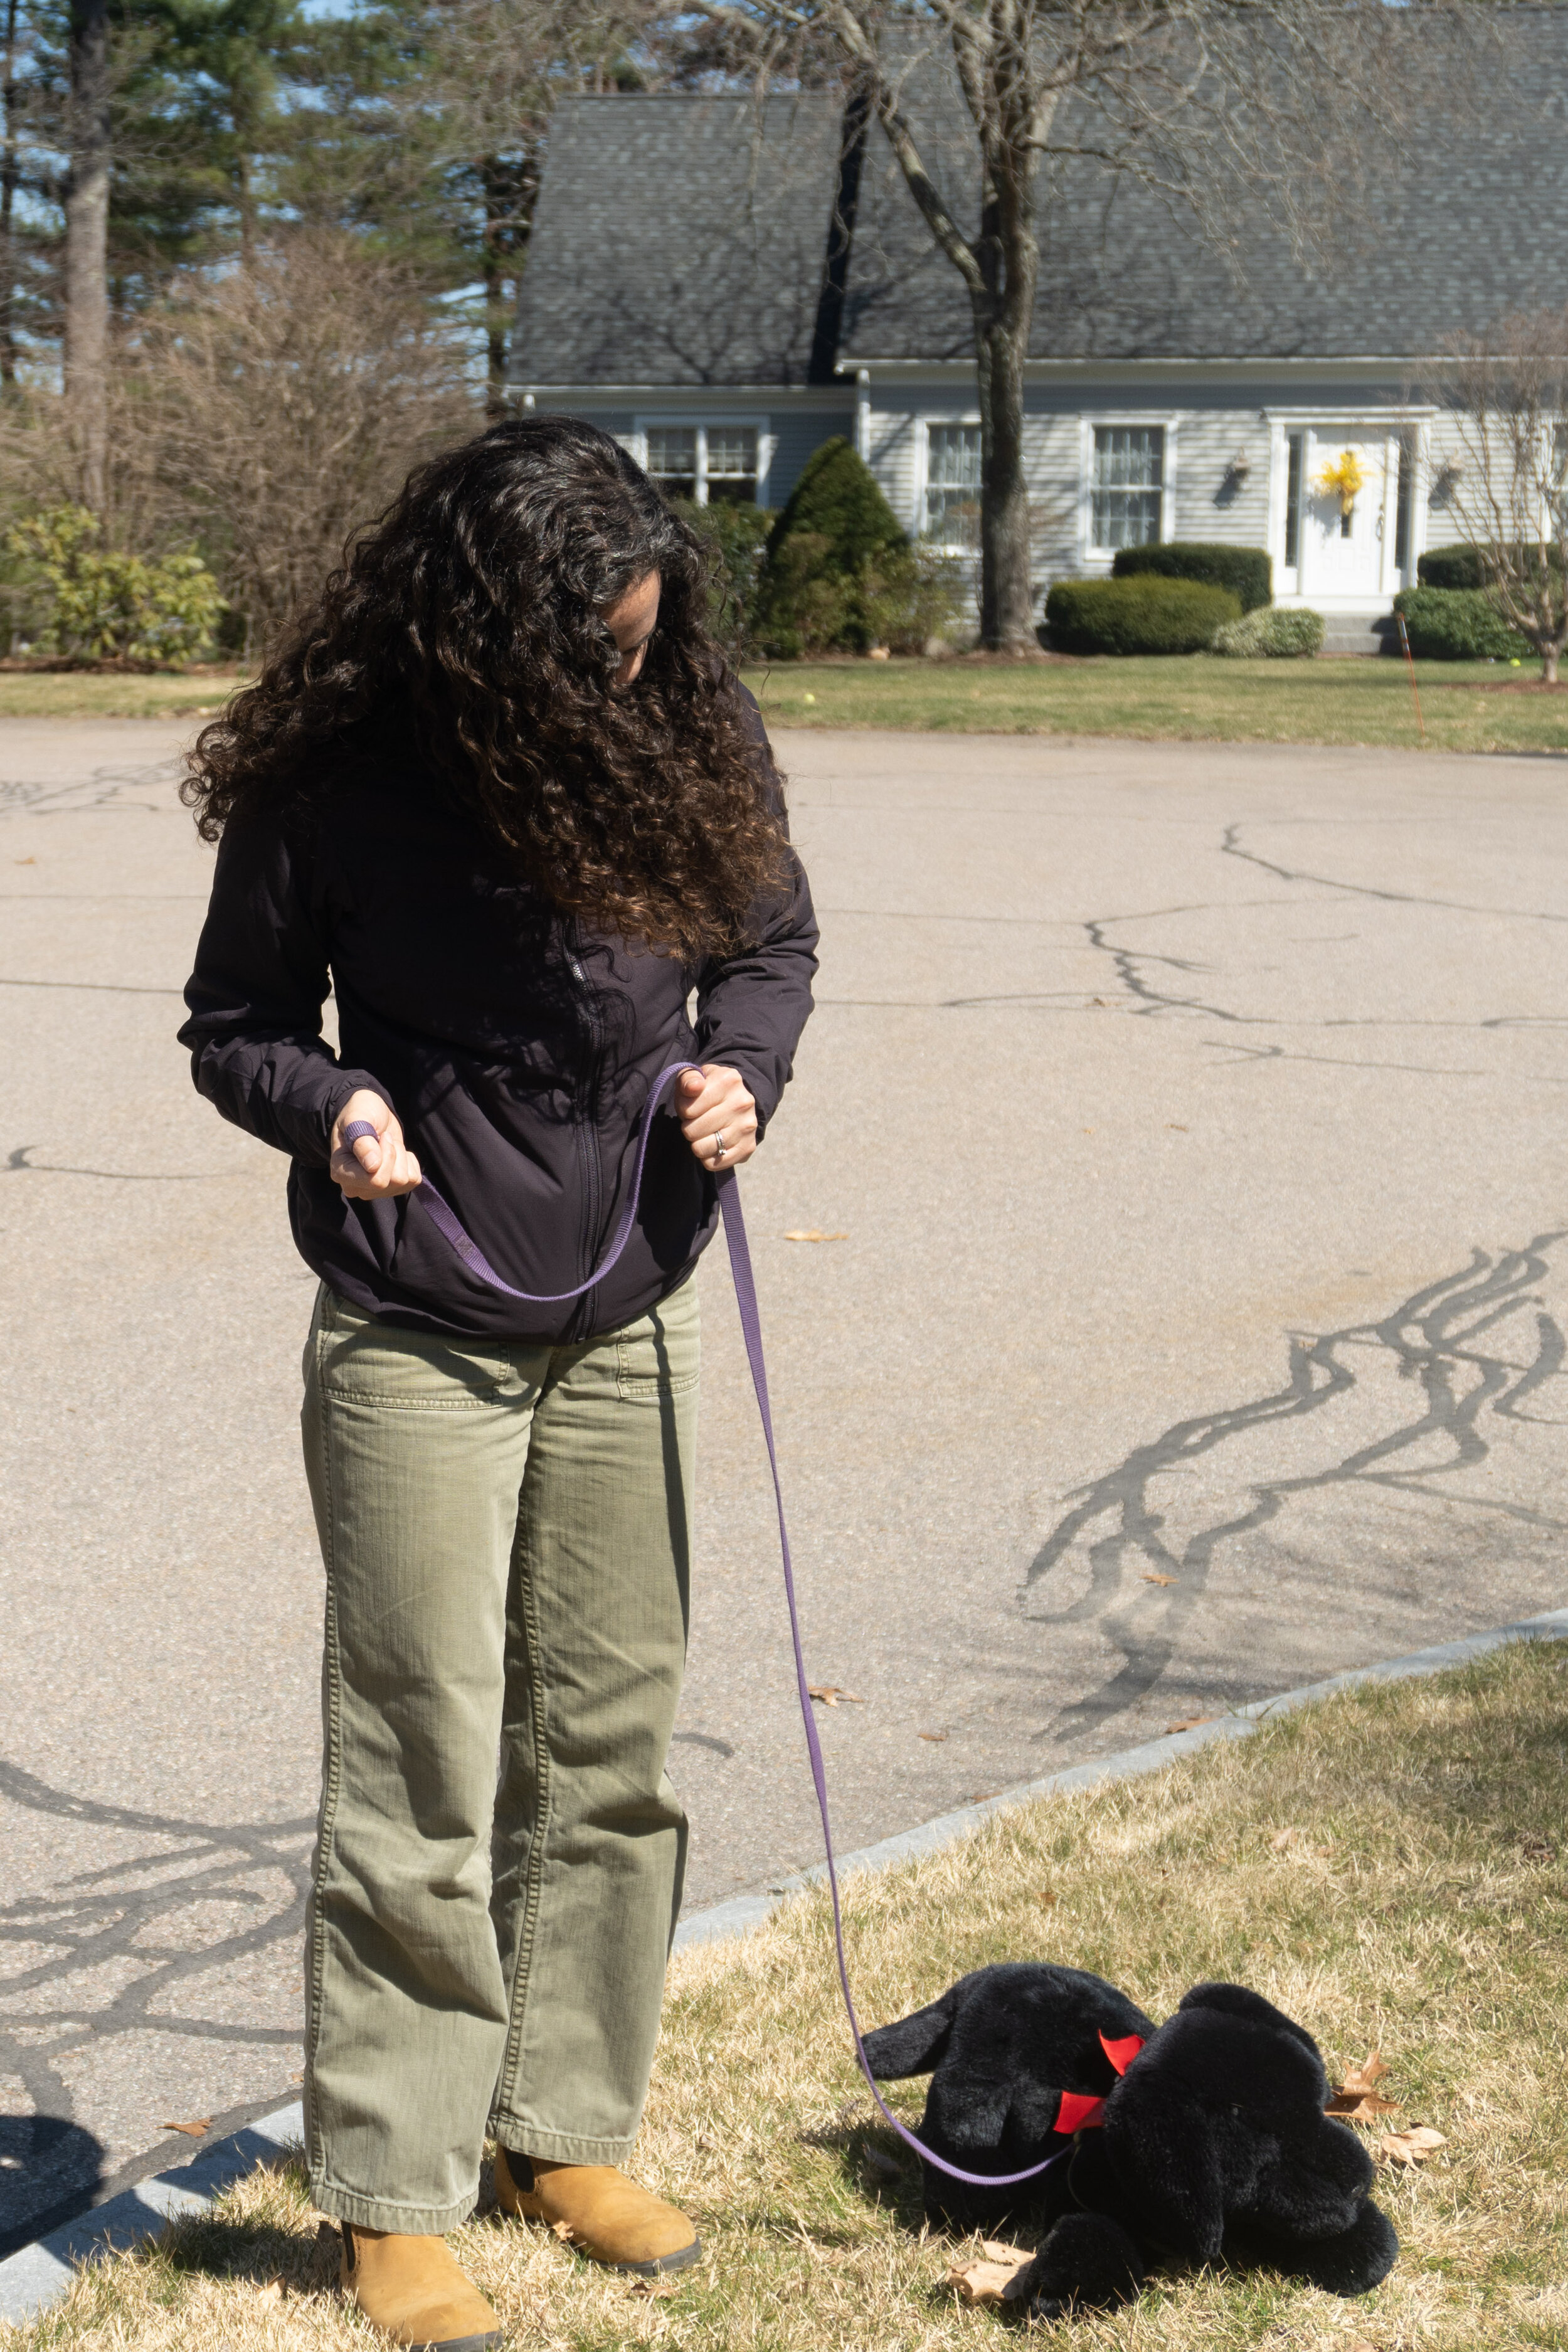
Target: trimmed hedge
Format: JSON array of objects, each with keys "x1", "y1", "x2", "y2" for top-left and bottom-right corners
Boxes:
[
  {"x1": 1046, "y1": 575, "x2": 1241, "y2": 656},
  {"x1": 1392, "y1": 586, "x2": 1531, "y2": 661},
  {"x1": 1211, "y1": 605, "x2": 1325, "y2": 659},
  {"x1": 1418, "y1": 541, "x2": 1562, "y2": 591},
  {"x1": 1112, "y1": 540, "x2": 1271, "y2": 613}
]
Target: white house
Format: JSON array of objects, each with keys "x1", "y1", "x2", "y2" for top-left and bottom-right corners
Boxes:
[{"x1": 512, "y1": 18, "x2": 1568, "y2": 650}]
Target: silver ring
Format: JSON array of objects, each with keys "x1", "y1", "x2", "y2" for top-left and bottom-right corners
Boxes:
[{"x1": 712, "y1": 1132, "x2": 728, "y2": 1163}]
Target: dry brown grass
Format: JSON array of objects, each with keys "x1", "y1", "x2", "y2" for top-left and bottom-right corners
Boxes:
[{"x1": 9, "y1": 1639, "x2": 1567, "y2": 2351}]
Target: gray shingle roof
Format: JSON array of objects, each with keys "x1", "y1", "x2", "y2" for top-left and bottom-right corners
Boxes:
[
  {"x1": 515, "y1": 16, "x2": 1568, "y2": 386},
  {"x1": 511, "y1": 94, "x2": 844, "y2": 387},
  {"x1": 842, "y1": 14, "x2": 1568, "y2": 363}
]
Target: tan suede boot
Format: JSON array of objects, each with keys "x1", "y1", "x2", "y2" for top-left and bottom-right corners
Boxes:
[
  {"x1": 339, "y1": 2222, "x2": 503, "y2": 2349},
  {"x1": 493, "y1": 2145, "x2": 701, "y2": 2276}
]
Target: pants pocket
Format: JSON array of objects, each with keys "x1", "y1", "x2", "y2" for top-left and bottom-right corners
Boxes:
[
  {"x1": 614, "y1": 1282, "x2": 701, "y2": 1402},
  {"x1": 316, "y1": 1292, "x2": 514, "y2": 1411}
]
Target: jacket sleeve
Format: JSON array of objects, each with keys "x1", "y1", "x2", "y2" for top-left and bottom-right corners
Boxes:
[
  {"x1": 177, "y1": 808, "x2": 384, "y2": 1166},
  {"x1": 691, "y1": 689, "x2": 818, "y2": 1134}
]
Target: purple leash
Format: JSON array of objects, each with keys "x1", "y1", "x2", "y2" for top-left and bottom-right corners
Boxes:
[{"x1": 344, "y1": 1063, "x2": 1064, "y2": 2188}]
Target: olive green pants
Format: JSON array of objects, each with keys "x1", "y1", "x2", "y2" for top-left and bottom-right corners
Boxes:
[{"x1": 299, "y1": 1275, "x2": 699, "y2": 2233}]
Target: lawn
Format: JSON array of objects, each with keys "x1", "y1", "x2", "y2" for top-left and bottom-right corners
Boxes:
[
  {"x1": 740, "y1": 654, "x2": 1568, "y2": 755},
  {"x1": 0, "y1": 669, "x2": 246, "y2": 720},
  {"x1": 0, "y1": 656, "x2": 1564, "y2": 755},
  {"x1": 9, "y1": 1636, "x2": 1565, "y2": 2351}
]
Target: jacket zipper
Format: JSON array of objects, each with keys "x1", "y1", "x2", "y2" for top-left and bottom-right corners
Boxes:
[{"x1": 568, "y1": 932, "x2": 604, "y2": 1332}]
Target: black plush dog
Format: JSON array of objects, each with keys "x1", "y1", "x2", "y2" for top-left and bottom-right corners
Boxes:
[{"x1": 862, "y1": 1963, "x2": 1398, "y2": 2318}]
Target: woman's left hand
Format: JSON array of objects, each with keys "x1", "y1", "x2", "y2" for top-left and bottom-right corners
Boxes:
[{"x1": 677, "y1": 1062, "x2": 758, "y2": 1171}]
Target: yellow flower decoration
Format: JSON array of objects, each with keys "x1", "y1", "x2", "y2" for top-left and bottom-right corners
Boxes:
[{"x1": 1316, "y1": 449, "x2": 1365, "y2": 516}]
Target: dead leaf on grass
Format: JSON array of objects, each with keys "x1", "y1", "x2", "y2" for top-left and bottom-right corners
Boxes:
[
  {"x1": 1328, "y1": 2089, "x2": 1401, "y2": 2122},
  {"x1": 947, "y1": 2244, "x2": 1033, "y2": 2306},
  {"x1": 628, "y1": 2277, "x2": 682, "y2": 2299},
  {"x1": 1142, "y1": 1572, "x2": 1178, "y2": 1586},
  {"x1": 859, "y1": 2146, "x2": 903, "y2": 2183},
  {"x1": 1330, "y1": 2051, "x2": 1397, "y2": 2121},
  {"x1": 1328, "y1": 2048, "x2": 1394, "y2": 2122},
  {"x1": 783, "y1": 1229, "x2": 848, "y2": 1242},
  {"x1": 551, "y1": 2218, "x2": 577, "y2": 2242},
  {"x1": 807, "y1": 1685, "x2": 862, "y2": 1706},
  {"x1": 1378, "y1": 2126, "x2": 1447, "y2": 2167},
  {"x1": 1039, "y1": 1890, "x2": 1057, "y2": 1907},
  {"x1": 161, "y1": 2117, "x2": 211, "y2": 2137}
]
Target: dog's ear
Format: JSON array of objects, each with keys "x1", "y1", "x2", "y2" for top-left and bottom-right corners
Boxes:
[
  {"x1": 1099, "y1": 2086, "x2": 1227, "y2": 2263},
  {"x1": 862, "y1": 1986, "x2": 961, "y2": 2079},
  {"x1": 1177, "y1": 1983, "x2": 1323, "y2": 2069}
]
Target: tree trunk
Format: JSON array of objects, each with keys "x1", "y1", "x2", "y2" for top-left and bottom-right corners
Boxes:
[
  {"x1": 481, "y1": 156, "x2": 509, "y2": 415},
  {"x1": 974, "y1": 300, "x2": 1035, "y2": 652},
  {"x1": 1, "y1": 0, "x2": 18, "y2": 385},
  {"x1": 65, "y1": 0, "x2": 110, "y2": 514},
  {"x1": 237, "y1": 145, "x2": 254, "y2": 268},
  {"x1": 973, "y1": 129, "x2": 1040, "y2": 655},
  {"x1": 1544, "y1": 640, "x2": 1560, "y2": 686}
]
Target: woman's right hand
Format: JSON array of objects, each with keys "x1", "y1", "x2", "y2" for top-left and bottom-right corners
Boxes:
[{"x1": 329, "y1": 1091, "x2": 423, "y2": 1199}]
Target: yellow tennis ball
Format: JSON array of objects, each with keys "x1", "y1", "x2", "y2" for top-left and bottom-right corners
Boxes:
[{"x1": 803, "y1": 692, "x2": 816, "y2": 704}]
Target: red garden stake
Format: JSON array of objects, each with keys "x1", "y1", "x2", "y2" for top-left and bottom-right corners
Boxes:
[{"x1": 1396, "y1": 611, "x2": 1426, "y2": 743}]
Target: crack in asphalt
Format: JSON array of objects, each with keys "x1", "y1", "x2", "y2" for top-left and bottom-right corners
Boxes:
[
  {"x1": 1219, "y1": 820, "x2": 1568, "y2": 925},
  {"x1": 0, "y1": 763, "x2": 187, "y2": 819},
  {"x1": 1022, "y1": 1231, "x2": 1568, "y2": 1744}
]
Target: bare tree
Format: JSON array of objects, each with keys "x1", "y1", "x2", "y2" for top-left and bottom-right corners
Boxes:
[
  {"x1": 64, "y1": 0, "x2": 110, "y2": 510},
  {"x1": 139, "y1": 227, "x2": 475, "y2": 650},
  {"x1": 684, "y1": 0, "x2": 1490, "y2": 654},
  {"x1": 379, "y1": 0, "x2": 656, "y2": 411},
  {"x1": 1415, "y1": 307, "x2": 1568, "y2": 686}
]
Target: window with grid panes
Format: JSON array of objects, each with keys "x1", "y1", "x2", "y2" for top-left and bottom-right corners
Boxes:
[
  {"x1": 1091, "y1": 426, "x2": 1163, "y2": 550},
  {"x1": 924, "y1": 423, "x2": 982, "y2": 546},
  {"x1": 645, "y1": 427, "x2": 696, "y2": 501},
  {"x1": 704, "y1": 426, "x2": 758, "y2": 504}
]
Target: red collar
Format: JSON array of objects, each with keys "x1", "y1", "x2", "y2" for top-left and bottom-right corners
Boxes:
[{"x1": 1054, "y1": 2031, "x2": 1145, "y2": 2134}]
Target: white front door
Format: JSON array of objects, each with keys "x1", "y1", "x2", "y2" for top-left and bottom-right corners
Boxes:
[{"x1": 1300, "y1": 432, "x2": 1391, "y2": 601}]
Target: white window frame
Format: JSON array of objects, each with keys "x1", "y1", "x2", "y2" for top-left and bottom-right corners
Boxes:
[
  {"x1": 631, "y1": 415, "x2": 773, "y2": 507},
  {"x1": 1079, "y1": 415, "x2": 1179, "y2": 568},
  {"x1": 918, "y1": 413, "x2": 983, "y2": 552}
]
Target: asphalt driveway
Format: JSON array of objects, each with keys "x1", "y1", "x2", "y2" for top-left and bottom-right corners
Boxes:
[{"x1": 3, "y1": 717, "x2": 1564, "y2": 2248}]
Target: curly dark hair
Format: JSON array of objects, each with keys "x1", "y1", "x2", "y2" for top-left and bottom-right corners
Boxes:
[{"x1": 183, "y1": 415, "x2": 787, "y2": 959}]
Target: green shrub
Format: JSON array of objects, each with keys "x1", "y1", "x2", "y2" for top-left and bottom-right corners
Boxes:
[
  {"x1": 1045, "y1": 575, "x2": 1240, "y2": 656},
  {"x1": 1392, "y1": 585, "x2": 1531, "y2": 661},
  {"x1": 754, "y1": 534, "x2": 964, "y2": 659},
  {"x1": 1112, "y1": 540, "x2": 1271, "y2": 613},
  {"x1": 1417, "y1": 541, "x2": 1563, "y2": 591},
  {"x1": 669, "y1": 498, "x2": 772, "y2": 655},
  {"x1": 857, "y1": 544, "x2": 967, "y2": 655},
  {"x1": 1211, "y1": 605, "x2": 1325, "y2": 658},
  {"x1": 764, "y1": 437, "x2": 904, "y2": 575},
  {"x1": 754, "y1": 532, "x2": 852, "y2": 658},
  {"x1": 6, "y1": 506, "x2": 224, "y2": 665}
]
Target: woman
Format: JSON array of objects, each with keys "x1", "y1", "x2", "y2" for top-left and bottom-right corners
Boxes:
[{"x1": 179, "y1": 417, "x2": 817, "y2": 2351}]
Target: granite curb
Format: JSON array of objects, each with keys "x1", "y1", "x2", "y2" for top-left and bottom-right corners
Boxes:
[{"x1": 4, "y1": 1603, "x2": 1564, "y2": 2327}]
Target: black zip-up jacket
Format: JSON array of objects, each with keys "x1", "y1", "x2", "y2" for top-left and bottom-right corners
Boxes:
[{"x1": 178, "y1": 696, "x2": 817, "y2": 1342}]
